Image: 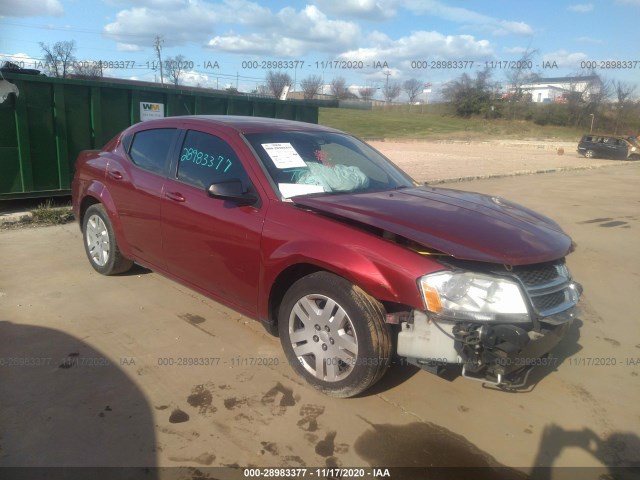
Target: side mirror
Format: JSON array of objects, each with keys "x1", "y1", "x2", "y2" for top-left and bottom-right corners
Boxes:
[{"x1": 207, "y1": 180, "x2": 258, "y2": 206}]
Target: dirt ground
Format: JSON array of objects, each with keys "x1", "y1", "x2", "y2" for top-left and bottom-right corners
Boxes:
[
  {"x1": 371, "y1": 140, "x2": 630, "y2": 183},
  {"x1": 1, "y1": 142, "x2": 639, "y2": 478}
]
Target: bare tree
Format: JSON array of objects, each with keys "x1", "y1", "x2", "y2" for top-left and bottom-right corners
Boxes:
[
  {"x1": 39, "y1": 40, "x2": 76, "y2": 78},
  {"x1": 403, "y1": 78, "x2": 423, "y2": 103},
  {"x1": 73, "y1": 60, "x2": 103, "y2": 79},
  {"x1": 358, "y1": 86, "x2": 376, "y2": 101},
  {"x1": 382, "y1": 81, "x2": 401, "y2": 103},
  {"x1": 505, "y1": 49, "x2": 539, "y2": 101},
  {"x1": 300, "y1": 75, "x2": 323, "y2": 100},
  {"x1": 165, "y1": 54, "x2": 190, "y2": 86},
  {"x1": 504, "y1": 49, "x2": 540, "y2": 117},
  {"x1": 265, "y1": 71, "x2": 292, "y2": 98},
  {"x1": 613, "y1": 80, "x2": 637, "y2": 134},
  {"x1": 330, "y1": 76, "x2": 352, "y2": 100}
]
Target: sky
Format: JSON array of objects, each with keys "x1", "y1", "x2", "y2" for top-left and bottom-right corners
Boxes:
[{"x1": 1, "y1": 0, "x2": 639, "y2": 99}]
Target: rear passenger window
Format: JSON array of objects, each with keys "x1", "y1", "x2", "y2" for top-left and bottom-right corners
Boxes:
[
  {"x1": 129, "y1": 128, "x2": 177, "y2": 174},
  {"x1": 177, "y1": 130, "x2": 251, "y2": 189}
]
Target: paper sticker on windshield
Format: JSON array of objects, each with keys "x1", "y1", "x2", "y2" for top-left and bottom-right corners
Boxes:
[
  {"x1": 262, "y1": 143, "x2": 306, "y2": 169},
  {"x1": 278, "y1": 183, "x2": 325, "y2": 199}
]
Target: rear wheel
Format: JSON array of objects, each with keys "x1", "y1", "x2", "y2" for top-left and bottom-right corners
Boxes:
[
  {"x1": 82, "y1": 204, "x2": 133, "y2": 275},
  {"x1": 585, "y1": 149, "x2": 595, "y2": 158},
  {"x1": 278, "y1": 272, "x2": 391, "y2": 398}
]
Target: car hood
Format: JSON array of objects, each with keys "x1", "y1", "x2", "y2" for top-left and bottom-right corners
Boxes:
[{"x1": 292, "y1": 186, "x2": 573, "y2": 265}]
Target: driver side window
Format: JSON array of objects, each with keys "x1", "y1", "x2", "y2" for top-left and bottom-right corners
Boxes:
[{"x1": 177, "y1": 130, "x2": 251, "y2": 189}]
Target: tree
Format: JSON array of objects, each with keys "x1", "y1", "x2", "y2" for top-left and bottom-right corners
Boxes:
[
  {"x1": 39, "y1": 40, "x2": 76, "y2": 78},
  {"x1": 442, "y1": 68, "x2": 495, "y2": 117},
  {"x1": 504, "y1": 49, "x2": 540, "y2": 108},
  {"x1": 266, "y1": 71, "x2": 292, "y2": 98},
  {"x1": 330, "y1": 76, "x2": 351, "y2": 100},
  {"x1": 358, "y1": 87, "x2": 376, "y2": 101},
  {"x1": 165, "y1": 54, "x2": 190, "y2": 86},
  {"x1": 382, "y1": 80, "x2": 401, "y2": 103},
  {"x1": 403, "y1": 78, "x2": 423, "y2": 103},
  {"x1": 73, "y1": 61, "x2": 102, "y2": 79},
  {"x1": 300, "y1": 75, "x2": 323, "y2": 99},
  {"x1": 613, "y1": 80, "x2": 637, "y2": 134}
]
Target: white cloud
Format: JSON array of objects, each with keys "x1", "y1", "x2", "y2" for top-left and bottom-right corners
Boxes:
[
  {"x1": 400, "y1": 0, "x2": 533, "y2": 36},
  {"x1": 0, "y1": 0, "x2": 63, "y2": 17},
  {"x1": 207, "y1": 5, "x2": 361, "y2": 56},
  {"x1": 337, "y1": 30, "x2": 493, "y2": 63},
  {"x1": 311, "y1": 0, "x2": 396, "y2": 19},
  {"x1": 0, "y1": 52, "x2": 41, "y2": 67},
  {"x1": 567, "y1": 3, "x2": 594, "y2": 12},
  {"x1": 116, "y1": 43, "x2": 143, "y2": 52},
  {"x1": 104, "y1": 1, "x2": 222, "y2": 46},
  {"x1": 543, "y1": 50, "x2": 588, "y2": 68},
  {"x1": 104, "y1": 1, "x2": 360, "y2": 55},
  {"x1": 503, "y1": 46, "x2": 528, "y2": 54},
  {"x1": 576, "y1": 36, "x2": 603, "y2": 44}
]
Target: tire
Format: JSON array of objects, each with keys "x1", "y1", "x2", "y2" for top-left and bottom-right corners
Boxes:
[
  {"x1": 82, "y1": 204, "x2": 133, "y2": 275},
  {"x1": 585, "y1": 149, "x2": 595, "y2": 158},
  {"x1": 278, "y1": 272, "x2": 391, "y2": 398}
]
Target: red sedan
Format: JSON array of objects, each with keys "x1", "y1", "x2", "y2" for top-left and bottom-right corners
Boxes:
[{"x1": 72, "y1": 116, "x2": 582, "y2": 397}]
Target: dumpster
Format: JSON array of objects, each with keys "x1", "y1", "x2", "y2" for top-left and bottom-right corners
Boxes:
[{"x1": 0, "y1": 73, "x2": 320, "y2": 199}]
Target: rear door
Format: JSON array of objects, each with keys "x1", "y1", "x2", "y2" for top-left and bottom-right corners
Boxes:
[
  {"x1": 106, "y1": 128, "x2": 180, "y2": 269},
  {"x1": 161, "y1": 128, "x2": 266, "y2": 313}
]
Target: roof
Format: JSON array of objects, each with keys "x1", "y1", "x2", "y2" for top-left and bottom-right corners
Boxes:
[
  {"x1": 528, "y1": 75, "x2": 600, "y2": 85},
  {"x1": 134, "y1": 115, "x2": 342, "y2": 135}
]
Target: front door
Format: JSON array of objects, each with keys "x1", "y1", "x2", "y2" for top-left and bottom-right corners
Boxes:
[{"x1": 161, "y1": 129, "x2": 265, "y2": 313}]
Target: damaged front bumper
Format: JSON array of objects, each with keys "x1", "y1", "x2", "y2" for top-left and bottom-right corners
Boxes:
[{"x1": 396, "y1": 306, "x2": 579, "y2": 389}]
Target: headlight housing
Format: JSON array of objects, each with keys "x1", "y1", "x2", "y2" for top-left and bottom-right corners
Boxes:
[{"x1": 418, "y1": 271, "x2": 530, "y2": 323}]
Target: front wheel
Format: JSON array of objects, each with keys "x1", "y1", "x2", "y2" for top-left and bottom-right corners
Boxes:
[
  {"x1": 82, "y1": 204, "x2": 133, "y2": 275},
  {"x1": 584, "y1": 149, "x2": 595, "y2": 158},
  {"x1": 278, "y1": 272, "x2": 391, "y2": 398}
]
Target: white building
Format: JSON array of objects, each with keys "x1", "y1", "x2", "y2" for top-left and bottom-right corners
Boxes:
[{"x1": 515, "y1": 75, "x2": 602, "y2": 103}]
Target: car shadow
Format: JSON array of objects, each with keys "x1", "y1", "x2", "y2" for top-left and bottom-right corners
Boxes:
[
  {"x1": 0, "y1": 320, "x2": 157, "y2": 474},
  {"x1": 360, "y1": 358, "x2": 422, "y2": 396},
  {"x1": 117, "y1": 263, "x2": 153, "y2": 276}
]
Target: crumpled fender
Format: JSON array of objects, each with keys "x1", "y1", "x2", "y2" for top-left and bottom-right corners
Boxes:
[{"x1": 258, "y1": 231, "x2": 440, "y2": 322}]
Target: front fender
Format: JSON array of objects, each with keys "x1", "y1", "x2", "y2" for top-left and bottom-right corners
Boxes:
[{"x1": 259, "y1": 234, "x2": 442, "y2": 323}]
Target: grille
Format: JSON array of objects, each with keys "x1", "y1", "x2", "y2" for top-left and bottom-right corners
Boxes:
[
  {"x1": 512, "y1": 263, "x2": 561, "y2": 286},
  {"x1": 532, "y1": 290, "x2": 567, "y2": 312},
  {"x1": 509, "y1": 261, "x2": 576, "y2": 317}
]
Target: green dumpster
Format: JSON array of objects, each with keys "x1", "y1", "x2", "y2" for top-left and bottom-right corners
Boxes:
[{"x1": 0, "y1": 73, "x2": 319, "y2": 199}]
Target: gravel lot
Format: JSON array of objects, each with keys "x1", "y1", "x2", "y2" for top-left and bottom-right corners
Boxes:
[{"x1": 371, "y1": 140, "x2": 631, "y2": 183}]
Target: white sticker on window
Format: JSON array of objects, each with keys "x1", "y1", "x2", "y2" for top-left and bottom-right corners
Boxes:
[
  {"x1": 262, "y1": 143, "x2": 306, "y2": 169},
  {"x1": 278, "y1": 183, "x2": 325, "y2": 199}
]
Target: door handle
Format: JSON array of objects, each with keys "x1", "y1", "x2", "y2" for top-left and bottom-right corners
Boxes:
[
  {"x1": 107, "y1": 170, "x2": 123, "y2": 180},
  {"x1": 165, "y1": 191, "x2": 186, "y2": 202}
]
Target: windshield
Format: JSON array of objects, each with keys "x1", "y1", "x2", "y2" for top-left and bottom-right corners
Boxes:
[{"x1": 244, "y1": 131, "x2": 415, "y2": 198}]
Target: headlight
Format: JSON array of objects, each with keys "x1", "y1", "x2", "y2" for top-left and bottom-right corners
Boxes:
[{"x1": 418, "y1": 271, "x2": 530, "y2": 323}]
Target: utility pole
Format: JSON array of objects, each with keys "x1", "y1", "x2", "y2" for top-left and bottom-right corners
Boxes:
[
  {"x1": 383, "y1": 70, "x2": 391, "y2": 104},
  {"x1": 154, "y1": 35, "x2": 164, "y2": 85}
]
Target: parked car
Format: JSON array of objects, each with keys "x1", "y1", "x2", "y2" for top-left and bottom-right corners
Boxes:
[
  {"x1": 72, "y1": 116, "x2": 582, "y2": 397},
  {"x1": 577, "y1": 134, "x2": 639, "y2": 160}
]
